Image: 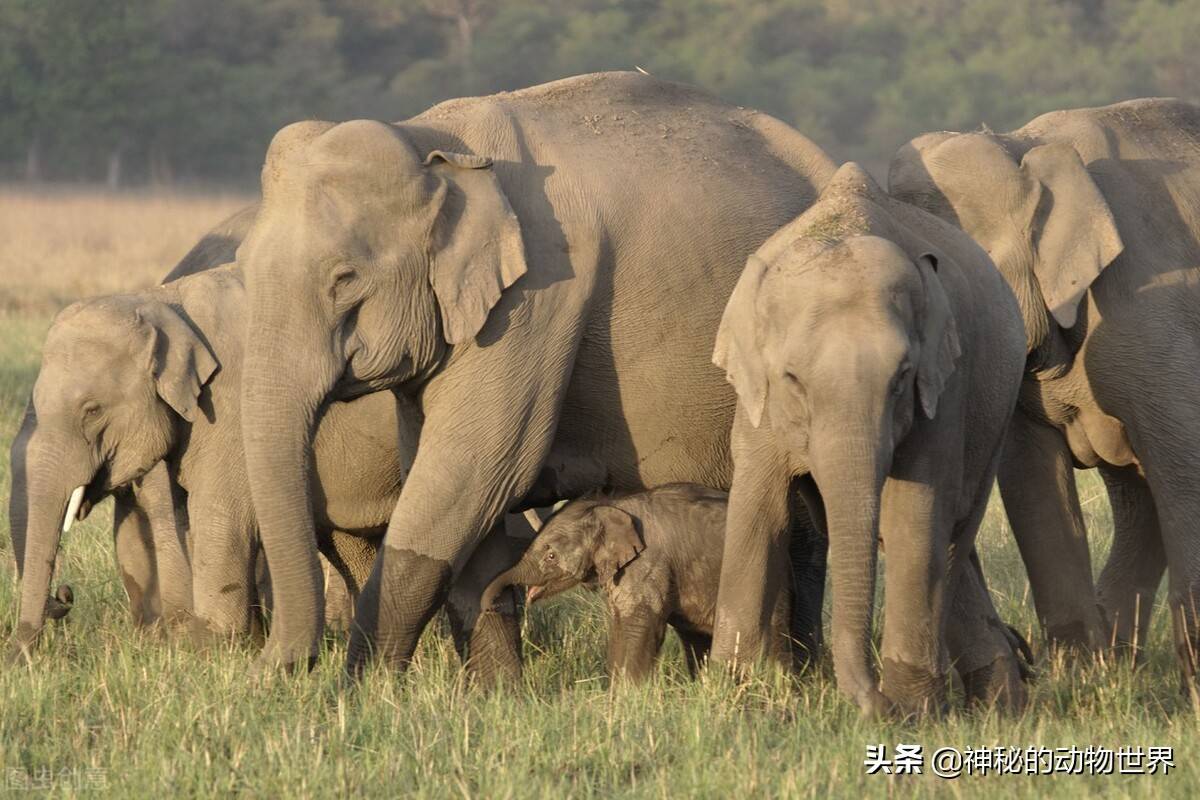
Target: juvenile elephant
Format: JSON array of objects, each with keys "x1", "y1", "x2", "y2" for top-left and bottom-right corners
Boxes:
[
  {"x1": 710, "y1": 163, "x2": 1027, "y2": 715},
  {"x1": 889, "y1": 99, "x2": 1200, "y2": 682},
  {"x1": 481, "y1": 484, "x2": 797, "y2": 680},
  {"x1": 233, "y1": 71, "x2": 845, "y2": 675},
  {"x1": 7, "y1": 264, "x2": 530, "y2": 680}
]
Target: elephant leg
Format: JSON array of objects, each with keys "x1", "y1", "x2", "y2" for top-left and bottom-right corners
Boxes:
[
  {"x1": 112, "y1": 491, "x2": 158, "y2": 627},
  {"x1": 608, "y1": 606, "x2": 667, "y2": 682},
  {"x1": 789, "y1": 476, "x2": 828, "y2": 669},
  {"x1": 135, "y1": 462, "x2": 193, "y2": 627},
  {"x1": 711, "y1": 417, "x2": 794, "y2": 671},
  {"x1": 322, "y1": 555, "x2": 355, "y2": 635},
  {"x1": 677, "y1": 629, "x2": 711, "y2": 679},
  {"x1": 1136, "y1": 459, "x2": 1200, "y2": 695},
  {"x1": 188, "y1": 488, "x2": 256, "y2": 642},
  {"x1": 878, "y1": 477, "x2": 950, "y2": 716},
  {"x1": 998, "y1": 409, "x2": 1106, "y2": 651},
  {"x1": 1096, "y1": 464, "x2": 1165, "y2": 661},
  {"x1": 445, "y1": 523, "x2": 532, "y2": 690},
  {"x1": 946, "y1": 550, "x2": 1030, "y2": 712}
]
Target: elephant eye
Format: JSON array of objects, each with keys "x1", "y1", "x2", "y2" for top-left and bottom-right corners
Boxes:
[
  {"x1": 81, "y1": 402, "x2": 101, "y2": 420},
  {"x1": 329, "y1": 266, "x2": 357, "y2": 303},
  {"x1": 893, "y1": 364, "x2": 912, "y2": 396},
  {"x1": 546, "y1": 551, "x2": 556, "y2": 561}
]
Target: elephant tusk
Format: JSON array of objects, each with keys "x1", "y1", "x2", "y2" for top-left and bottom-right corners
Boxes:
[
  {"x1": 62, "y1": 485, "x2": 85, "y2": 533},
  {"x1": 522, "y1": 508, "x2": 543, "y2": 532}
]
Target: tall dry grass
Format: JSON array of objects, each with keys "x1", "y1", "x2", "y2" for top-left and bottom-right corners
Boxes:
[
  {"x1": 0, "y1": 185, "x2": 252, "y2": 315},
  {"x1": 0, "y1": 188, "x2": 1195, "y2": 797}
]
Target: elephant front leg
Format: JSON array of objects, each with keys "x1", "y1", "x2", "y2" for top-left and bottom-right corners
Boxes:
[
  {"x1": 790, "y1": 477, "x2": 828, "y2": 668},
  {"x1": 134, "y1": 461, "x2": 193, "y2": 627},
  {"x1": 188, "y1": 489, "x2": 257, "y2": 643},
  {"x1": 711, "y1": 416, "x2": 794, "y2": 672},
  {"x1": 112, "y1": 492, "x2": 159, "y2": 627},
  {"x1": 346, "y1": 442, "x2": 549, "y2": 678},
  {"x1": 607, "y1": 602, "x2": 668, "y2": 682},
  {"x1": 998, "y1": 410, "x2": 1106, "y2": 651},
  {"x1": 1096, "y1": 465, "x2": 1165, "y2": 661},
  {"x1": 878, "y1": 477, "x2": 950, "y2": 717},
  {"x1": 945, "y1": 550, "x2": 1029, "y2": 712}
]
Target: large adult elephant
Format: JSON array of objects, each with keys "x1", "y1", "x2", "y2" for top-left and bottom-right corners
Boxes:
[
  {"x1": 889, "y1": 98, "x2": 1200, "y2": 684},
  {"x1": 236, "y1": 71, "x2": 841, "y2": 674}
]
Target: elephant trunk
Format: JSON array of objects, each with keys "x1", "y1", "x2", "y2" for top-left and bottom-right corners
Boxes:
[
  {"x1": 240, "y1": 309, "x2": 337, "y2": 669},
  {"x1": 810, "y1": 418, "x2": 890, "y2": 715},
  {"x1": 7, "y1": 409, "x2": 93, "y2": 657},
  {"x1": 481, "y1": 560, "x2": 541, "y2": 611}
]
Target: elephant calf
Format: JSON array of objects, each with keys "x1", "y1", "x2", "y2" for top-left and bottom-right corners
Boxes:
[
  {"x1": 711, "y1": 162, "x2": 1029, "y2": 716},
  {"x1": 482, "y1": 483, "x2": 795, "y2": 681}
]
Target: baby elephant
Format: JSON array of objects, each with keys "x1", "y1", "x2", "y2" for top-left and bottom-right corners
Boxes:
[{"x1": 482, "y1": 484, "x2": 793, "y2": 680}]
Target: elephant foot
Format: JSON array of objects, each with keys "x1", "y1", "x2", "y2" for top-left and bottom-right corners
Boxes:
[
  {"x1": 5, "y1": 622, "x2": 43, "y2": 665},
  {"x1": 851, "y1": 686, "x2": 893, "y2": 719},
  {"x1": 880, "y1": 658, "x2": 948, "y2": 718},
  {"x1": 252, "y1": 640, "x2": 319, "y2": 678},
  {"x1": 960, "y1": 653, "x2": 1028, "y2": 712},
  {"x1": 466, "y1": 607, "x2": 523, "y2": 691},
  {"x1": 345, "y1": 547, "x2": 452, "y2": 679},
  {"x1": 1045, "y1": 617, "x2": 1107, "y2": 655}
]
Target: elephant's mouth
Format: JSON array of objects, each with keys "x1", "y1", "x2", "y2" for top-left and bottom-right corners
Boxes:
[
  {"x1": 77, "y1": 466, "x2": 112, "y2": 522},
  {"x1": 525, "y1": 578, "x2": 576, "y2": 605}
]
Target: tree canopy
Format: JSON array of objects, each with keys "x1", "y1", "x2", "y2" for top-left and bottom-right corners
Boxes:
[{"x1": 1, "y1": 0, "x2": 1196, "y2": 185}]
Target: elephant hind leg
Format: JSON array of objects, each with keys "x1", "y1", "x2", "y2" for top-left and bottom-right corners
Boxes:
[
  {"x1": 676, "y1": 628, "x2": 711, "y2": 679},
  {"x1": 1096, "y1": 465, "x2": 1164, "y2": 661}
]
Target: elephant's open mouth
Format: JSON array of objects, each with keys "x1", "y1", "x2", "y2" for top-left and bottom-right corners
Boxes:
[{"x1": 525, "y1": 578, "x2": 575, "y2": 605}]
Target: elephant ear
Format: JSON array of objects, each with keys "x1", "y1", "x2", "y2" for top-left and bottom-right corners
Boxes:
[
  {"x1": 914, "y1": 254, "x2": 961, "y2": 420},
  {"x1": 135, "y1": 300, "x2": 219, "y2": 422},
  {"x1": 592, "y1": 505, "x2": 644, "y2": 585},
  {"x1": 425, "y1": 150, "x2": 529, "y2": 345},
  {"x1": 713, "y1": 255, "x2": 770, "y2": 427},
  {"x1": 1019, "y1": 142, "x2": 1124, "y2": 329}
]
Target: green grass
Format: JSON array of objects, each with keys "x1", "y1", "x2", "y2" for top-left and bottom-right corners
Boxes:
[{"x1": 1, "y1": 255, "x2": 1196, "y2": 797}]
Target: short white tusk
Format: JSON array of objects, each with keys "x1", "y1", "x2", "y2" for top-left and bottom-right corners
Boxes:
[
  {"x1": 522, "y1": 508, "x2": 543, "y2": 532},
  {"x1": 62, "y1": 485, "x2": 85, "y2": 534},
  {"x1": 552, "y1": 499, "x2": 568, "y2": 512}
]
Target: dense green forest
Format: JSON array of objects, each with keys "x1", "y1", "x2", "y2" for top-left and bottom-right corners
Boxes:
[{"x1": 2, "y1": 0, "x2": 1197, "y2": 185}]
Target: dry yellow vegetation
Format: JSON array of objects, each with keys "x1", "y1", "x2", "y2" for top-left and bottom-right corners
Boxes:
[{"x1": 0, "y1": 186, "x2": 251, "y2": 314}]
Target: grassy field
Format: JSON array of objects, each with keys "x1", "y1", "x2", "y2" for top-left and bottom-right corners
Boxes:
[{"x1": 0, "y1": 186, "x2": 1194, "y2": 797}]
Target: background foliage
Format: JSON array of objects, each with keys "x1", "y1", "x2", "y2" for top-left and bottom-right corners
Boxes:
[{"x1": 2, "y1": 0, "x2": 1198, "y2": 185}]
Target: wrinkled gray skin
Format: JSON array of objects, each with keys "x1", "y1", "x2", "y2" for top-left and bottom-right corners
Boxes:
[
  {"x1": 235, "y1": 71, "x2": 845, "y2": 675},
  {"x1": 711, "y1": 164, "x2": 1028, "y2": 716},
  {"x1": 483, "y1": 484, "x2": 795, "y2": 680},
  {"x1": 889, "y1": 99, "x2": 1200, "y2": 686},
  {"x1": 6, "y1": 259, "x2": 532, "y2": 680}
]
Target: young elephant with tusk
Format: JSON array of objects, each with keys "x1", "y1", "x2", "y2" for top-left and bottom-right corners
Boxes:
[{"x1": 482, "y1": 484, "x2": 799, "y2": 681}]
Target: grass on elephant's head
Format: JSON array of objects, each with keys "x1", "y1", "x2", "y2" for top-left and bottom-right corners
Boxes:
[{"x1": 1, "y1": 188, "x2": 1198, "y2": 797}]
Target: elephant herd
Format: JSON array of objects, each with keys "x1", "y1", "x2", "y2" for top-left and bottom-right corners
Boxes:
[{"x1": 8, "y1": 72, "x2": 1200, "y2": 717}]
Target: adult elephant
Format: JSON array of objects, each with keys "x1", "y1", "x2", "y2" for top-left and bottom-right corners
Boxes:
[
  {"x1": 236, "y1": 71, "x2": 840, "y2": 674},
  {"x1": 889, "y1": 98, "x2": 1200, "y2": 684}
]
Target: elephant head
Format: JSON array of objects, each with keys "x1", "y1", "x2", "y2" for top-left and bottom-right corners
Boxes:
[
  {"x1": 888, "y1": 132, "x2": 1123, "y2": 352},
  {"x1": 236, "y1": 120, "x2": 527, "y2": 663},
  {"x1": 7, "y1": 294, "x2": 216, "y2": 656},
  {"x1": 480, "y1": 500, "x2": 644, "y2": 611},
  {"x1": 714, "y1": 233, "x2": 959, "y2": 710}
]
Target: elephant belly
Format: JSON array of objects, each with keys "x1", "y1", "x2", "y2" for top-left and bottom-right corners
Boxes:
[{"x1": 1064, "y1": 409, "x2": 1138, "y2": 471}]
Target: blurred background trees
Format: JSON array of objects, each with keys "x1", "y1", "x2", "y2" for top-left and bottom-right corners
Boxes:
[{"x1": 1, "y1": 0, "x2": 1196, "y2": 186}]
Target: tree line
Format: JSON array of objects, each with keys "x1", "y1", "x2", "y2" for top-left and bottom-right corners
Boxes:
[{"x1": 1, "y1": 0, "x2": 1196, "y2": 187}]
